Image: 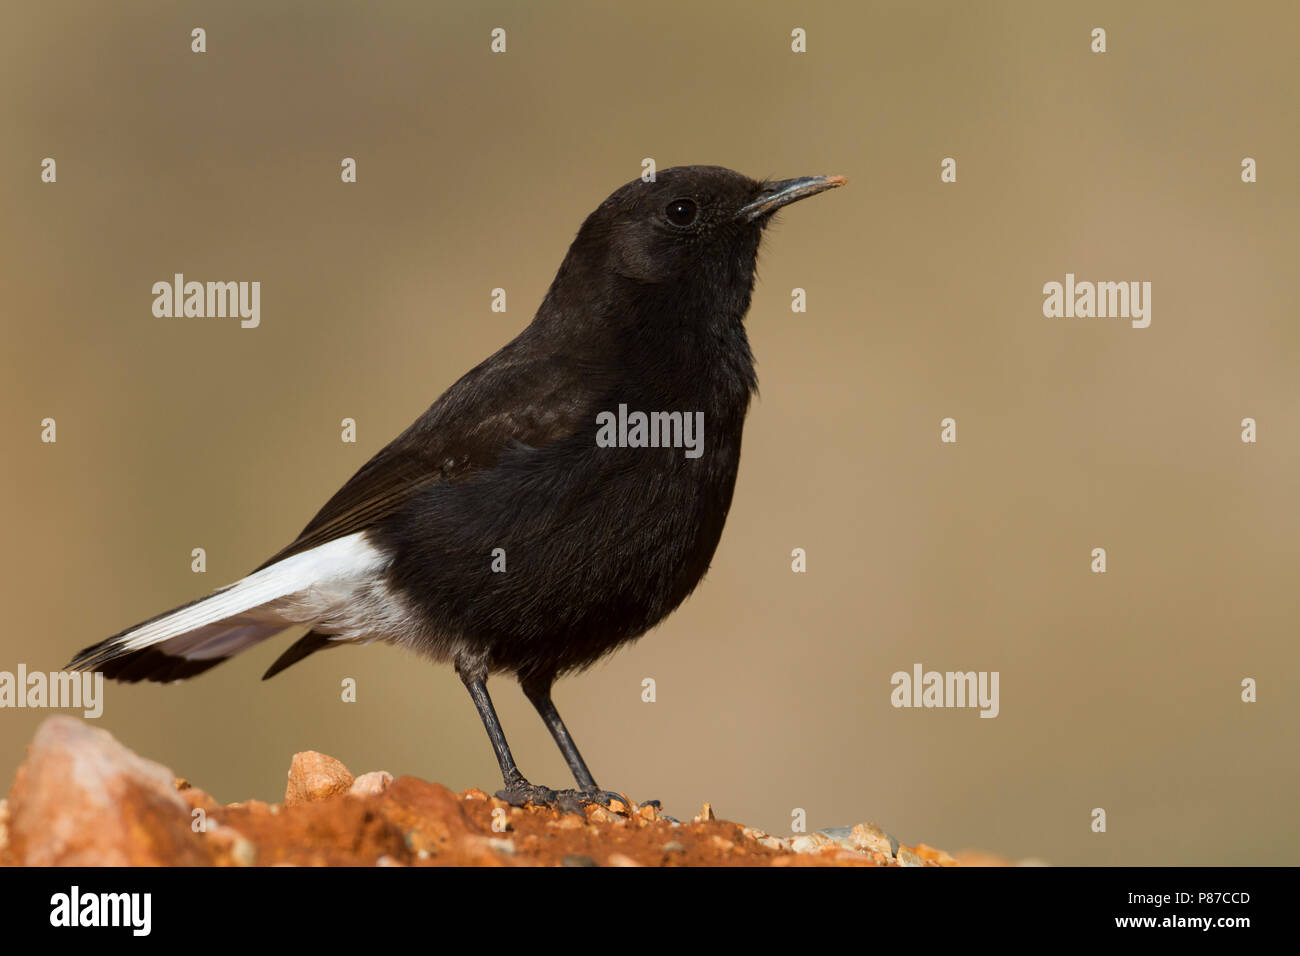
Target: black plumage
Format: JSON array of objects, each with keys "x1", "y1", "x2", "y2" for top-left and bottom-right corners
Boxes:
[{"x1": 69, "y1": 165, "x2": 845, "y2": 807}]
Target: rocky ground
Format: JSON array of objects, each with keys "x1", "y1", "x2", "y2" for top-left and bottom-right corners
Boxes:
[{"x1": 1, "y1": 717, "x2": 1016, "y2": 867}]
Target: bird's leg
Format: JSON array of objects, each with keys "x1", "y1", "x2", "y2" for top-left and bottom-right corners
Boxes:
[
  {"x1": 521, "y1": 678, "x2": 598, "y2": 790},
  {"x1": 455, "y1": 655, "x2": 556, "y2": 807},
  {"x1": 521, "y1": 677, "x2": 657, "y2": 813}
]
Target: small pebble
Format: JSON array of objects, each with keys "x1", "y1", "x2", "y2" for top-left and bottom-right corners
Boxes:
[
  {"x1": 229, "y1": 837, "x2": 257, "y2": 867},
  {"x1": 850, "y1": 822, "x2": 898, "y2": 858},
  {"x1": 284, "y1": 752, "x2": 354, "y2": 807},
  {"x1": 790, "y1": 833, "x2": 837, "y2": 854},
  {"x1": 349, "y1": 771, "x2": 394, "y2": 798}
]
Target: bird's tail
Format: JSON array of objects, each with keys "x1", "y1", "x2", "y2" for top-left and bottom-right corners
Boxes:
[
  {"x1": 66, "y1": 583, "x2": 296, "y2": 684},
  {"x1": 66, "y1": 532, "x2": 382, "y2": 683}
]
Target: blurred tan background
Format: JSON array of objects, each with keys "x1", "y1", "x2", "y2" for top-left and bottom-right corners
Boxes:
[{"x1": 3, "y1": 1, "x2": 1297, "y2": 865}]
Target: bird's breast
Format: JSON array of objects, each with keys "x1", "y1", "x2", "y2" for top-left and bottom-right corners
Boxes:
[{"x1": 377, "y1": 390, "x2": 751, "y2": 679}]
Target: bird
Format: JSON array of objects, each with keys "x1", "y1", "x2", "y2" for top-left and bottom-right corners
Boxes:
[{"x1": 68, "y1": 165, "x2": 846, "y2": 810}]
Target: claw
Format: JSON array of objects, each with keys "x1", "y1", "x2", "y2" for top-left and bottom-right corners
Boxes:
[
  {"x1": 493, "y1": 783, "x2": 656, "y2": 816},
  {"x1": 494, "y1": 782, "x2": 558, "y2": 808}
]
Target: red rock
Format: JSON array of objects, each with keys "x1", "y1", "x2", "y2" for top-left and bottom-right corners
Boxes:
[
  {"x1": 2, "y1": 719, "x2": 982, "y2": 867},
  {"x1": 214, "y1": 795, "x2": 407, "y2": 866},
  {"x1": 913, "y1": 843, "x2": 959, "y2": 866},
  {"x1": 375, "y1": 777, "x2": 477, "y2": 857},
  {"x1": 0, "y1": 798, "x2": 10, "y2": 863},
  {"x1": 7, "y1": 717, "x2": 211, "y2": 865},
  {"x1": 954, "y1": 849, "x2": 1013, "y2": 867},
  {"x1": 174, "y1": 777, "x2": 219, "y2": 812}
]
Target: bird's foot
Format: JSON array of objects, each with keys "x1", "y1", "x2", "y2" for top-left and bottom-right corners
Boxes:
[
  {"x1": 553, "y1": 788, "x2": 639, "y2": 815},
  {"x1": 494, "y1": 781, "x2": 659, "y2": 816},
  {"x1": 494, "y1": 781, "x2": 560, "y2": 809}
]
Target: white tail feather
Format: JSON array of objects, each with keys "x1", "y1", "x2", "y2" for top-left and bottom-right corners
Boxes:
[{"x1": 114, "y1": 532, "x2": 388, "y2": 658}]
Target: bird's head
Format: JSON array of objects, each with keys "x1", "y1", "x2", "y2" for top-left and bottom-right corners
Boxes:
[
  {"x1": 584, "y1": 165, "x2": 845, "y2": 282},
  {"x1": 542, "y1": 166, "x2": 845, "y2": 340}
]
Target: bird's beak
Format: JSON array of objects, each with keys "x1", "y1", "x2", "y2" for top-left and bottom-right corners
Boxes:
[{"x1": 736, "y1": 175, "x2": 847, "y2": 221}]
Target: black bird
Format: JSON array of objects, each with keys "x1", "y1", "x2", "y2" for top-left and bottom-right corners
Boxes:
[{"x1": 68, "y1": 165, "x2": 845, "y2": 809}]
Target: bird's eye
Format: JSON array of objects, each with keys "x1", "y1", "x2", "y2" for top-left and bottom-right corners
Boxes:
[{"x1": 665, "y1": 198, "x2": 698, "y2": 227}]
